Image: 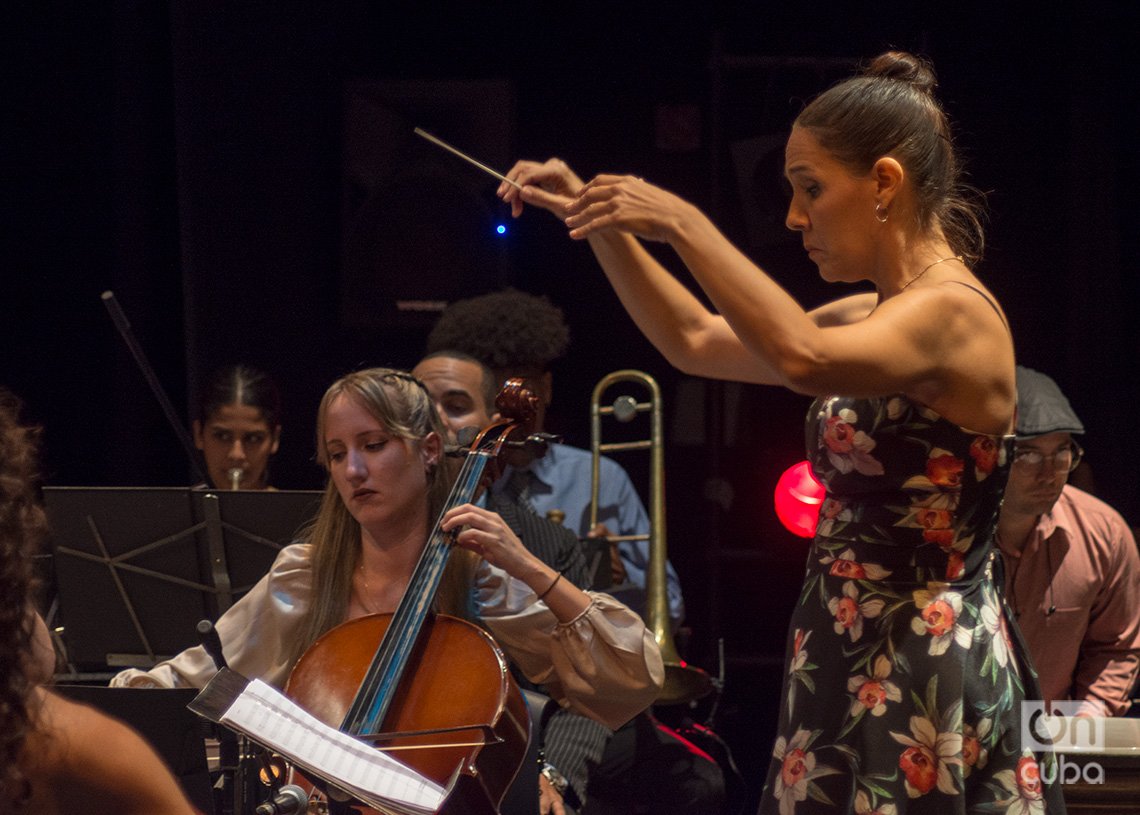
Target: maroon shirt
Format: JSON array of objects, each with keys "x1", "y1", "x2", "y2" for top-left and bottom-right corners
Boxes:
[{"x1": 1000, "y1": 484, "x2": 1140, "y2": 715}]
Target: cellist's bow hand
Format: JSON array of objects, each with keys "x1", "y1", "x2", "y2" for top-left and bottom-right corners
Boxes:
[
  {"x1": 497, "y1": 158, "x2": 586, "y2": 220},
  {"x1": 442, "y1": 504, "x2": 592, "y2": 622}
]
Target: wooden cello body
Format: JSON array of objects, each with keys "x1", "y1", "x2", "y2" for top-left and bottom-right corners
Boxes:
[
  {"x1": 284, "y1": 613, "x2": 529, "y2": 814},
  {"x1": 276, "y1": 379, "x2": 541, "y2": 814}
]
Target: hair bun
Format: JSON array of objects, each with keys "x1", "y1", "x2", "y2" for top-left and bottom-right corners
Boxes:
[{"x1": 864, "y1": 50, "x2": 937, "y2": 94}]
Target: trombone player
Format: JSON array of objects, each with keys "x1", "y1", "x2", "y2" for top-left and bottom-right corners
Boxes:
[
  {"x1": 413, "y1": 348, "x2": 607, "y2": 814},
  {"x1": 422, "y1": 290, "x2": 726, "y2": 814},
  {"x1": 425, "y1": 287, "x2": 687, "y2": 628}
]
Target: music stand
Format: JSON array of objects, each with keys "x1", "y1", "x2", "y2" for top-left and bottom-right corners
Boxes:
[{"x1": 45, "y1": 487, "x2": 322, "y2": 676}]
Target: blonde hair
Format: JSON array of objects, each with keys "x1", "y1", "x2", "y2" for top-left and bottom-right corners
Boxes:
[{"x1": 290, "y1": 368, "x2": 476, "y2": 666}]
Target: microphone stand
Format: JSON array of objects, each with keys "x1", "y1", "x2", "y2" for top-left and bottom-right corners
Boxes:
[{"x1": 198, "y1": 619, "x2": 264, "y2": 815}]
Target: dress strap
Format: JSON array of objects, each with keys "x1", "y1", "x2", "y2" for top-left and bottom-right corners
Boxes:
[
  {"x1": 944, "y1": 280, "x2": 1017, "y2": 432},
  {"x1": 944, "y1": 280, "x2": 1011, "y2": 334}
]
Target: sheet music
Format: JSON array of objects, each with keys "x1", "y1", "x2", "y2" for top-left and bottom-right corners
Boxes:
[{"x1": 222, "y1": 678, "x2": 446, "y2": 814}]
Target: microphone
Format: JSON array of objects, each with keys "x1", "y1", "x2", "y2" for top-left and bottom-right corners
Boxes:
[
  {"x1": 254, "y1": 784, "x2": 308, "y2": 815},
  {"x1": 197, "y1": 619, "x2": 228, "y2": 671}
]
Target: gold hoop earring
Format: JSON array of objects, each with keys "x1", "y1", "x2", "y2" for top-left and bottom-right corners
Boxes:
[{"x1": 875, "y1": 203, "x2": 889, "y2": 223}]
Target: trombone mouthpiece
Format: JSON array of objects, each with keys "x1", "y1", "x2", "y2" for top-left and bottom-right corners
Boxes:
[{"x1": 227, "y1": 467, "x2": 243, "y2": 490}]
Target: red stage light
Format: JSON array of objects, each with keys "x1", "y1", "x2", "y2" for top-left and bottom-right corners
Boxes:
[{"x1": 774, "y1": 460, "x2": 825, "y2": 538}]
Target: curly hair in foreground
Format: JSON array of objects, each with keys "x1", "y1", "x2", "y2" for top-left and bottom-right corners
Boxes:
[{"x1": 0, "y1": 389, "x2": 47, "y2": 806}]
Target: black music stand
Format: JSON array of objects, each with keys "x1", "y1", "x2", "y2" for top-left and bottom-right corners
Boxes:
[
  {"x1": 45, "y1": 487, "x2": 322, "y2": 676},
  {"x1": 53, "y1": 684, "x2": 216, "y2": 814}
]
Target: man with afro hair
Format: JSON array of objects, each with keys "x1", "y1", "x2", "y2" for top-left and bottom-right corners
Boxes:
[
  {"x1": 426, "y1": 287, "x2": 569, "y2": 433},
  {"x1": 426, "y1": 287, "x2": 685, "y2": 623}
]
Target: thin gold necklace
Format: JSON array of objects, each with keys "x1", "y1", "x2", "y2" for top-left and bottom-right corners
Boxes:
[
  {"x1": 899, "y1": 254, "x2": 963, "y2": 291},
  {"x1": 357, "y1": 562, "x2": 381, "y2": 615}
]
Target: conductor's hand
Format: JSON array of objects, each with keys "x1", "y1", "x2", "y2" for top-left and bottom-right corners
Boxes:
[
  {"x1": 497, "y1": 158, "x2": 586, "y2": 219},
  {"x1": 442, "y1": 502, "x2": 535, "y2": 576},
  {"x1": 564, "y1": 174, "x2": 691, "y2": 243}
]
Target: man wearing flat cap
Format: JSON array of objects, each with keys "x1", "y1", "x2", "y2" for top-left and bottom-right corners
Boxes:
[{"x1": 996, "y1": 366, "x2": 1140, "y2": 715}]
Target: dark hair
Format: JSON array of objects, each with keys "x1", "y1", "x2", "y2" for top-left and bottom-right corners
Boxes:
[
  {"x1": 796, "y1": 50, "x2": 986, "y2": 265},
  {"x1": 419, "y1": 350, "x2": 499, "y2": 413},
  {"x1": 197, "y1": 365, "x2": 282, "y2": 428},
  {"x1": 0, "y1": 389, "x2": 47, "y2": 806},
  {"x1": 426, "y1": 289, "x2": 570, "y2": 379}
]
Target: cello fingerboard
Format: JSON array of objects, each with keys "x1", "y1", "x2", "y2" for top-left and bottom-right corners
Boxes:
[{"x1": 341, "y1": 449, "x2": 491, "y2": 736}]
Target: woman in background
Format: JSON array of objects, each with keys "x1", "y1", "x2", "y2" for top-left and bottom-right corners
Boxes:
[{"x1": 193, "y1": 364, "x2": 282, "y2": 490}]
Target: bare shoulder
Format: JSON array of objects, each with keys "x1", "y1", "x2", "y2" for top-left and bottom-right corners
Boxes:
[
  {"x1": 22, "y1": 689, "x2": 198, "y2": 815},
  {"x1": 870, "y1": 275, "x2": 1009, "y2": 351},
  {"x1": 809, "y1": 291, "x2": 877, "y2": 327},
  {"x1": 896, "y1": 279, "x2": 1015, "y2": 432},
  {"x1": 938, "y1": 276, "x2": 1010, "y2": 331}
]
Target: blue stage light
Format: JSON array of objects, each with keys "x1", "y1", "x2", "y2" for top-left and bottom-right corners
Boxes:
[{"x1": 496, "y1": 224, "x2": 507, "y2": 235}]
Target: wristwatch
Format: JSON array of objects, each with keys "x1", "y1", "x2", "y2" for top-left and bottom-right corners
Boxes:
[{"x1": 540, "y1": 762, "x2": 569, "y2": 797}]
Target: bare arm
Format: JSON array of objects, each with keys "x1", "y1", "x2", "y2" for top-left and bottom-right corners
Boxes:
[
  {"x1": 501, "y1": 161, "x2": 878, "y2": 385},
  {"x1": 502, "y1": 160, "x2": 769, "y2": 381},
  {"x1": 658, "y1": 207, "x2": 1013, "y2": 429},
  {"x1": 442, "y1": 503, "x2": 592, "y2": 622},
  {"x1": 504, "y1": 164, "x2": 1012, "y2": 432}
]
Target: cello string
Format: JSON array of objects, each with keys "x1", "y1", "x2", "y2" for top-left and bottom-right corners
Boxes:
[
  {"x1": 341, "y1": 405, "x2": 526, "y2": 735},
  {"x1": 343, "y1": 448, "x2": 491, "y2": 734}
]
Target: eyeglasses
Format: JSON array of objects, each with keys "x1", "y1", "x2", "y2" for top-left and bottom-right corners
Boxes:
[{"x1": 1011, "y1": 442, "x2": 1084, "y2": 472}]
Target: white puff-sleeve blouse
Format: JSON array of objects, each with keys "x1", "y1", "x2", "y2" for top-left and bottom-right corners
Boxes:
[{"x1": 111, "y1": 543, "x2": 663, "y2": 730}]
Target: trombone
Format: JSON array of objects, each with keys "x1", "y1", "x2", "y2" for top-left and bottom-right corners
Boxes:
[{"x1": 590, "y1": 370, "x2": 712, "y2": 706}]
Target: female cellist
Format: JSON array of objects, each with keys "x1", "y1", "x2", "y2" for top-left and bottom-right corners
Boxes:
[{"x1": 113, "y1": 368, "x2": 664, "y2": 804}]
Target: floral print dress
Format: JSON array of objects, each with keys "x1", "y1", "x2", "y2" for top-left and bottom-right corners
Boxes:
[{"x1": 759, "y1": 395, "x2": 1065, "y2": 815}]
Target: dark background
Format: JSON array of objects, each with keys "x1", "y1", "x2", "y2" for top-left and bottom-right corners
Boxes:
[{"x1": 7, "y1": 2, "x2": 1138, "y2": 809}]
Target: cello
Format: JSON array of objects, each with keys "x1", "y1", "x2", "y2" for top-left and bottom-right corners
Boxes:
[{"x1": 282, "y1": 380, "x2": 544, "y2": 814}]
